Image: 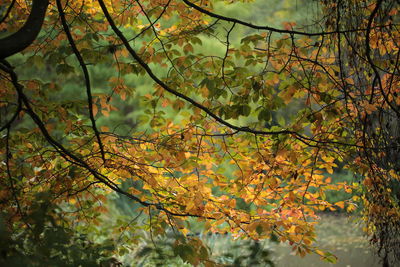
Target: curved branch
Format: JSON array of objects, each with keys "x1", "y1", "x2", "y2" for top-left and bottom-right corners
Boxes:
[
  {"x1": 182, "y1": 0, "x2": 392, "y2": 37},
  {"x1": 56, "y1": 0, "x2": 106, "y2": 163},
  {"x1": 97, "y1": 0, "x2": 364, "y2": 149},
  {"x1": 0, "y1": 0, "x2": 49, "y2": 59},
  {"x1": 0, "y1": 60, "x2": 204, "y2": 219},
  {"x1": 0, "y1": 0, "x2": 16, "y2": 25},
  {"x1": 97, "y1": 0, "x2": 292, "y2": 136},
  {"x1": 0, "y1": 97, "x2": 21, "y2": 132}
]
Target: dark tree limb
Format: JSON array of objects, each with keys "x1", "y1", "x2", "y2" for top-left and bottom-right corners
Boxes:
[
  {"x1": 97, "y1": 0, "x2": 295, "y2": 137},
  {"x1": 96, "y1": 0, "x2": 363, "y2": 149},
  {"x1": 56, "y1": 0, "x2": 106, "y2": 163},
  {"x1": 0, "y1": 0, "x2": 49, "y2": 59},
  {"x1": 0, "y1": 0, "x2": 16, "y2": 25},
  {"x1": 0, "y1": 59, "x2": 222, "y2": 221},
  {"x1": 182, "y1": 0, "x2": 394, "y2": 36},
  {"x1": 0, "y1": 97, "x2": 21, "y2": 132}
]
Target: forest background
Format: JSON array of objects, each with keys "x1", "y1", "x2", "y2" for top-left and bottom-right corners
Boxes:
[{"x1": 1, "y1": 0, "x2": 399, "y2": 266}]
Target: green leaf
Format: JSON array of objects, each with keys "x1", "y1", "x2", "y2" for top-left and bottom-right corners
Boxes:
[
  {"x1": 28, "y1": 55, "x2": 45, "y2": 69},
  {"x1": 323, "y1": 252, "x2": 338, "y2": 264},
  {"x1": 56, "y1": 64, "x2": 75, "y2": 75},
  {"x1": 258, "y1": 109, "x2": 271, "y2": 122},
  {"x1": 241, "y1": 105, "x2": 251, "y2": 116},
  {"x1": 173, "y1": 243, "x2": 196, "y2": 264},
  {"x1": 277, "y1": 114, "x2": 286, "y2": 126}
]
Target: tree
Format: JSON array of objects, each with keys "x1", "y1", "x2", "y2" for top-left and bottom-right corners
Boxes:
[{"x1": 1, "y1": 0, "x2": 399, "y2": 265}]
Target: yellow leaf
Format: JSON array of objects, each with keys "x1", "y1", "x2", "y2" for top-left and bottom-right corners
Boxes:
[
  {"x1": 92, "y1": 104, "x2": 98, "y2": 116},
  {"x1": 101, "y1": 109, "x2": 110, "y2": 117},
  {"x1": 346, "y1": 203, "x2": 357, "y2": 212},
  {"x1": 335, "y1": 201, "x2": 345, "y2": 209},
  {"x1": 100, "y1": 126, "x2": 109, "y2": 131}
]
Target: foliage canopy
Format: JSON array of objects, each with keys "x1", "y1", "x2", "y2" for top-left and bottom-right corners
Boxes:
[{"x1": 1, "y1": 0, "x2": 400, "y2": 265}]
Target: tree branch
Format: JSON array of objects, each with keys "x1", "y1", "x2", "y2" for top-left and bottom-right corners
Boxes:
[
  {"x1": 0, "y1": 59, "x2": 220, "y2": 221},
  {"x1": 97, "y1": 0, "x2": 364, "y2": 149},
  {"x1": 182, "y1": 0, "x2": 393, "y2": 36},
  {"x1": 0, "y1": 0, "x2": 49, "y2": 59},
  {"x1": 0, "y1": 0, "x2": 16, "y2": 25},
  {"x1": 97, "y1": 0, "x2": 293, "y2": 136},
  {"x1": 56, "y1": 0, "x2": 106, "y2": 163}
]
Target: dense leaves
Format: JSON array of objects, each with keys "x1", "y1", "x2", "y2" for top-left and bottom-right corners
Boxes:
[
  {"x1": 1, "y1": 0, "x2": 399, "y2": 265},
  {"x1": 0, "y1": 193, "x2": 116, "y2": 266}
]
